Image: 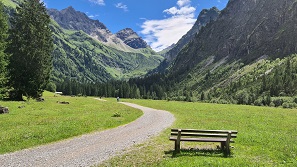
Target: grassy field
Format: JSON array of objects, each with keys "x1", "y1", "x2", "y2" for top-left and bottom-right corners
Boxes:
[
  {"x1": 101, "y1": 99, "x2": 297, "y2": 167},
  {"x1": 0, "y1": 92, "x2": 142, "y2": 154}
]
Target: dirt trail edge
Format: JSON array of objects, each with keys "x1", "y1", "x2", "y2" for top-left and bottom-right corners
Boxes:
[{"x1": 0, "y1": 102, "x2": 175, "y2": 167}]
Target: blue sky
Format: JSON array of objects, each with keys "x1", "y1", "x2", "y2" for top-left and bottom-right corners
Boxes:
[{"x1": 44, "y1": 0, "x2": 228, "y2": 51}]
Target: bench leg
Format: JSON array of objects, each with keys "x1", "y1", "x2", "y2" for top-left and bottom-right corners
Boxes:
[
  {"x1": 175, "y1": 140, "x2": 180, "y2": 153},
  {"x1": 221, "y1": 142, "x2": 226, "y2": 150},
  {"x1": 221, "y1": 142, "x2": 230, "y2": 156}
]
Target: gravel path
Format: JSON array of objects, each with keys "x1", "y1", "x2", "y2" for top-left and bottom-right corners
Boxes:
[{"x1": 0, "y1": 102, "x2": 175, "y2": 167}]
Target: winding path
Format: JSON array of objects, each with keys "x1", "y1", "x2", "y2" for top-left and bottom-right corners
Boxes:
[{"x1": 0, "y1": 102, "x2": 175, "y2": 167}]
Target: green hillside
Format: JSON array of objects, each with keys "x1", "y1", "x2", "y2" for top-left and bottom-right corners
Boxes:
[
  {"x1": 50, "y1": 21, "x2": 163, "y2": 83},
  {"x1": 3, "y1": 1, "x2": 163, "y2": 83}
]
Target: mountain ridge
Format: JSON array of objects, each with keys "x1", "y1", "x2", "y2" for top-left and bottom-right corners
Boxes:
[
  {"x1": 151, "y1": 7, "x2": 220, "y2": 74},
  {"x1": 172, "y1": 0, "x2": 297, "y2": 75},
  {"x1": 47, "y1": 6, "x2": 149, "y2": 52},
  {"x1": 3, "y1": 2, "x2": 163, "y2": 83}
]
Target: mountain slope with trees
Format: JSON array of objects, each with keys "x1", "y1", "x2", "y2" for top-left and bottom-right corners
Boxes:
[
  {"x1": 76, "y1": 0, "x2": 297, "y2": 107},
  {"x1": 3, "y1": 2, "x2": 163, "y2": 85},
  {"x1": 47, "y1": 6, "x2": 163, "y2": 83},
  {"x1": 160, "y1": 0, "x2": 297, "y2": 105}
]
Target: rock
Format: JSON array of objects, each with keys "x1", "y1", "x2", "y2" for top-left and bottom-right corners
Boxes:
[
  {"x1": 36, "y1": 97, "x2": 45, "y2": 102},
  {"x1": 18, "y1": 106, "x2": 25, "y2": 109},
  {"x1": 0, "y1": 106, "x2": 9, "y2": 114},
  {"x1": 57, "y1": 101, "x2": 70, "y2": 104}
]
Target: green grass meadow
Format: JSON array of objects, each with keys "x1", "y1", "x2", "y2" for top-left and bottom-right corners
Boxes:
[
  {"x1": 0, "y1": 92, "x2": 142, "y2": 154},
  {"x1": 101, "y1": 99, "x2": 297, "y2": 167}
]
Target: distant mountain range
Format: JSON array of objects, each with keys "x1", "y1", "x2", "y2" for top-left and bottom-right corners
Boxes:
[
  {"x1": 3, "y1": 1, "x2": 163, "y2": 83},
  {"x1": 48, "y1": 6, "x2": 148, "y2": 51},
  {"x1": 47, "y1": 6, "x2": 162, "y2": 82},
  {"x1": 5, "y1": 0, "x2": 297, "y2": 104}
]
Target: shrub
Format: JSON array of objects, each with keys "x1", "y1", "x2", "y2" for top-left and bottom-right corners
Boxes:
[
  {"x1": 254, "y1": 98, "x2": 263, "y2": 106},
  {"x1": 282, "y1": 102, "x2": 297, "y2": 109},
  {"x1": 273, "y1": 98, "x2": 283, "y2": 107},
  {"x1": 112, "y1": 112, "x2": 121, "y2": 117}
]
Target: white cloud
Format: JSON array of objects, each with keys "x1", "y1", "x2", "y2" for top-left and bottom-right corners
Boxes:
[
  {"x1": 88, "y1": 0, "x2": 105, "y2": 6},
  {"x1": 177, "y1": 0, "x2": 191, "y2": 7},
  {"x1": 115, "y1": 2, "x2": 128, "y2": 12},
  {"x1": 141, "y1": 0, "x2": 196, "y2": 51}
]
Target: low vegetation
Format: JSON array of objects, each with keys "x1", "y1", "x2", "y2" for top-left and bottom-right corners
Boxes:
[
  {"x1": 0, "y1": 92, "x2": 142, "y2": 154},
  {"x1": 101, "y1": 99, "x2": 297, "y2": 166}
]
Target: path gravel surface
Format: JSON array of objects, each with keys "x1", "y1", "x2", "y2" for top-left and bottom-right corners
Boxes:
[{"x1": 0, "y1": 102, "x2": 175, "y2": 167}]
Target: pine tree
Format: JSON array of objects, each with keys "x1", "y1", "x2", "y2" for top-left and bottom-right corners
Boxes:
[
  {"x1": 0, "y1": 2, "x2": 9, "y2": 99},
  {"x1": 8, "y1": 0, "x2": 53, "y2": 100}
]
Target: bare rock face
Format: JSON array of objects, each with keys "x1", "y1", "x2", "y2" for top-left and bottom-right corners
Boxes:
[
  {"x1": 0, "y1": 106, "x2": 9, "y2": 114},
  {"x1": 172, "y1": 0, "x2": 297, "y2": 74},
  {"x1": 47, "y1": 6, "x2": 111, "y2": 42},
  {"x1": 154, "y1": 7, "x2": 220, "y2": 73},
  {"x1": 116, "y1": 28, "x2": 148, "y2": 49}
]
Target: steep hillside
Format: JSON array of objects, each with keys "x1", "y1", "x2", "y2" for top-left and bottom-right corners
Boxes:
[
  {"x1": 4, "y1": 2, "x2": 163, "y2": 83},
  {"x1": 50, "y1": 20, "x2": 163, "y2": 83},
  {"x1": 172, "y1": 0, "x2": 297, "y2": 75},
  {"x1": 124, "y1": 0, "x2": 297, "y2": 105},
  {"x1": 153, "y1": 7, "x2": 220, "y2": 73},
  {"x1": 48, "y1": 6, "x2": 150, "y2": 52},
  {"x1": 165, "y1": 0, "x2": 297, "y2": 102}
]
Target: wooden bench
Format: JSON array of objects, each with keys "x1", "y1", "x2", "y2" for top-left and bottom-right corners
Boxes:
[{"x1": 169, "y1": 129, "x2": 238, "y2": 155}]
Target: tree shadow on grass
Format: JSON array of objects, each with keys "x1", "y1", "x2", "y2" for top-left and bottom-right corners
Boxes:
[{"x1": 165, "y1": 147, "x2": 233, "y2": 158}]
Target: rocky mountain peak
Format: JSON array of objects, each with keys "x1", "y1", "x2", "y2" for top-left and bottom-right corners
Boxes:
[
  {"x1": 116, "y1": 28, "x2": 137, "y2": 40},
  {"x1": 116, "y1": 28, "x2": 148, "y2": 49},
  {"x1": 155, "y1": 7, "x2": 220, "y2": 73},
  {"x1": 171, "y1": 0, "x2": 297, "y2": 74},
  {"x1": 48, "y1": 6, "x2": 109, "y2": 42}
]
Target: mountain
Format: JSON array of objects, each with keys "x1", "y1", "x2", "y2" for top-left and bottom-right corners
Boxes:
[
  {"x1": 3, "y1": 2, "x2": 163, "y2": 83},
  {"x1": 49, "y1": 20, "x2": 162, "y2": 83},
  {"x1": 116, "y1": 28, "x2": 148, "y2": 49},
  {"x1": 163, "y1": 0, "x2": 297, "y2": 102},
  {"x1": 47, "y1": 6, "x2": 149, "y2": 52},
  {"x1": 154, "y1": 7, "x2": 220, "y2": 73},
  {"x1": 172, "y1": 0, "x2": 297, "y2": 75}
]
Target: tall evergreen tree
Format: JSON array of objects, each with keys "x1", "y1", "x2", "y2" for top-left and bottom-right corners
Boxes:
[
  {"x1": 0, "y1": 2, "x2": 9, "y2": 99},
  {"x1": 8, "y1": 0, "x2": 53, "y2": 100}
]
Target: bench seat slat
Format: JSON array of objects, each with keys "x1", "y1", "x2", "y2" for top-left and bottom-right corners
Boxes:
[
  {"x1": 169, "y1": 137, "x2": 235, "y2": 143},
  {"x1": 170, "y1": 132, "x2": 237, "y2": 138},
  {"x1": 171, "y1": 129, "x2": 238, "y2": 134}
]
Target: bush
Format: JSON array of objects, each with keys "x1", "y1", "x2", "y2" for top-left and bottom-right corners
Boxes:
[
  {"x1": 273, "y1": 98, "x2": 283, "y2": 107},
  {"x1": 254, "y1": 98, "x2": 263, "y2": 106},
  {"x1": 112, "y1": 112, "x2": 121, "y2": 117},
  {"x1": 282, "y1": 102, "x2": 297, "y2": 109}
]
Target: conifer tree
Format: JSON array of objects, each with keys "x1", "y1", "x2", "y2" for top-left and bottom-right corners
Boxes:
[
  {"x1": 8, "y1": 0, "x2": 53, "y2": 100},
  {"x1": 0, "y1": 2, "x2": 9, "y2": 99}
]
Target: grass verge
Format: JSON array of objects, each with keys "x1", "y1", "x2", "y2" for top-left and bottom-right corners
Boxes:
[
  {"x1": 100, "y1": 99, "x2": 297, "y2": 167},
  {"x1": 0, "y1": 92, "x2": 142, "y2": 154}
]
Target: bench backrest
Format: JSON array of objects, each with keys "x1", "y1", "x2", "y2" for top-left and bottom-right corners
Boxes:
[{"x1": 171, "y1": 129, "x2": 238, "y2": 138}]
